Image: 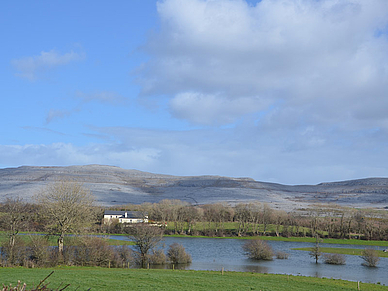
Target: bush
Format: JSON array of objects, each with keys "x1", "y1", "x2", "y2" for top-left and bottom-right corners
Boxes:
[
  {"x1": 242, "y1": 239, "x2": 273, "y2": 260},
  {"x1": 27, "y1": 235, "x2": 50, "y2": 267},
  {"x1": 113, "y1": 245, "x2": 135, "y2": 268},
  {"x1": 361, "y1": 248, "x2": 380, "y2": 267},
  {"x1": 323, "y1": 253, "x2": 346, "y2": 265},
  {"x1": 0, "y1": 236, "x2": 26, "y2": 267},
  {"x1": 68, "y1": 236, "x2": 115, "y2": 267},
  {"x1": 148, "y1": 249, "x2": 167, "y2": 265},
  {"x1": 276, "y1": 251, "x2": 289, "y2": 259},
  {"x1": 167, "y1": 243, "x2": 192, "y2": 264}
]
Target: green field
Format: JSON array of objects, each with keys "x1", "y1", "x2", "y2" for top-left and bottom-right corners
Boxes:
[
  {"x1": 1, "y1": 267, "x2": 387, "y2": 291},
  {"x1": 165, "y1": 234, "x2": 388, "y2": 246},
  {"x1": 292, "y1": 247, "x2": 388, "y2": 257}
]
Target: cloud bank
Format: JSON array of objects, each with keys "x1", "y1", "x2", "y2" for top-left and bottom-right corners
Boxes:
[{"x1": 138, "y1": 0, "x2": 388, "y2": 130}]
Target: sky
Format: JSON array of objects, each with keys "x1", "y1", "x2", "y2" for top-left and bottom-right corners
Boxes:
[{"x1": 1, "y1": 0, "x2": 388, "y2": 185}]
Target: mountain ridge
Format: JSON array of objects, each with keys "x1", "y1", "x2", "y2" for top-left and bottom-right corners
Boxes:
[{"x1": 0, "y1": 165, "x2": 387, "y2": 211}]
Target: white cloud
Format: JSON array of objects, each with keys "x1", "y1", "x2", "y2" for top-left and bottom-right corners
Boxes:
[
  {"x1": 46, "y1": 109, "x2": 72, "y2": 124},
  {"x1": 0, "y1": 143, "x2": 161, "y2": 172},
  {"x1": 75, "y1": 91, "x2": 126, "y2": 105},
  {"x1": 137, "y1": 0, "x2": 388, "y2": 128},
  {"x1": 45, "y1": 90, "x2": 125, "y2": 124},
  {"x1": 12, "y1": 49, "x2": 84, "y2": 81},
  {"x1": 169, "y1": 92, "x2": 269, "y2": 125}
]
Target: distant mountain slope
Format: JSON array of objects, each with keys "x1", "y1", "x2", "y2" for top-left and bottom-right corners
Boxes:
[{"x1": 0, "y1": 165, "x2": 387, "y2": 211}]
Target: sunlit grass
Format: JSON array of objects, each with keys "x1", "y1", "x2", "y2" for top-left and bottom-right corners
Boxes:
[{"x1": 1, "y1": 267, "x2": 386, "y2": 291}]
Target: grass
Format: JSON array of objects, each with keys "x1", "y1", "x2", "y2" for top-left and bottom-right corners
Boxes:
[
  {"x1": 1, "y1": 267, "x2": 387, "y2": 291},
  {"x1": 292, "y1": 247, "x2": 388, "y2": 257},
  {"x1": 165, "y1": 234, "x2": 388, "y2": 246},
  {"x1": 164, "y1": 221, "x2": 388, "y2": 246}
]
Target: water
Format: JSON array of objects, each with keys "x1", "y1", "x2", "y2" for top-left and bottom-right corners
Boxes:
[{"x1": 110, "y1": 235, "x2": 388, "y2": 285}]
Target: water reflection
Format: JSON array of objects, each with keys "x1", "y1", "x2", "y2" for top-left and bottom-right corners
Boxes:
[{"x1": 109, "y1": 235, "x2": 387, "y2": 285}]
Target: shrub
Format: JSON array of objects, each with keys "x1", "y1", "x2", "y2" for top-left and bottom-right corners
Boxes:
[
  {"x1": 242, "y1": 239, "x2": 273, "y2": 260},
  {"x1": 113, "y1": 245, "x2": 135, "y2": 268},
  {"x1": 167, "y1": 243, "x2": 192, "y2": 264},
  {"x1": 27, "y1": 235, "x2": 50, "y2": 267},
  {"x1": 276, "y1": 251, "x2": 289, "y2": 259},
  {"x1": 323, "y1": 253, "x2": 346, "y2": 265},
  {"x1": 68, "y1": 236, "x2": 115, "y2": 267},
  {"x1": 361, "y1": 248, "x2": 380, "y2": 267},
  {"x1": 148, "y1": 249, "x2": 167, "y2": 265},
  {"x1": 0, "y1": 236, "x2": 26, "y2": 267}
]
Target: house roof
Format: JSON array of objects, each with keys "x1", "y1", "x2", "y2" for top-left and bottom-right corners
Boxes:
[{"x1": 104, "y1": 210, "x2": 146, "y2": 218}]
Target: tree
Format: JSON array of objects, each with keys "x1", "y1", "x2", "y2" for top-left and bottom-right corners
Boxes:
[
  {"x1": 127, "y1": 224, "x2": 164, "y2": 267},
  {"x1": 0, "y1": 197, "x2": 27, "y2": 247},
  {"x1": 0, "y1": 197, "x2": 28, "y2": 264},
  {"x1": 309, "y1": 235, "x2": 322, "y2": 263},
  {"x1": 261, "y1": 203, "x2": 273, "y2": 235},
  {"x1": 34, "y1": 180, "x2": 95, "y2": 257}
]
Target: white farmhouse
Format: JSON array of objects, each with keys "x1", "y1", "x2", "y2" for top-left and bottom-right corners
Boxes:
[{"x1": 103, "y1": 210, "x2": 148, "y2": 224}]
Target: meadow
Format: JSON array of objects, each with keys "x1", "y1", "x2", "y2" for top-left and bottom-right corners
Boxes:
[{"x1": 1, "y1": 267, "x2": 387, "y2": 291}]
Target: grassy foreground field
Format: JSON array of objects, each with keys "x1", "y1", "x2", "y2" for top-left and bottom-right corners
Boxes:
[{"x1": 0, "y1": 268, "x2": 387, "y2": 291}]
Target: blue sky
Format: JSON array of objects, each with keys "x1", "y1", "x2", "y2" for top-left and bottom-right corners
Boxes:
[{"x1": 1, "y1": 0, "x2": 388, "y2": 185}]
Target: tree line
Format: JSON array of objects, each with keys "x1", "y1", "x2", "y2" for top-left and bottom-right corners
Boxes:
[
  {"x1": 104, "y1": 199, "x2": 388, "y2": 241},
  {"x1": 1, "y1": 189, "x2": 388, "y2": 242}
]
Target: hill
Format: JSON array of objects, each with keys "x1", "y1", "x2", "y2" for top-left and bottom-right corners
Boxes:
[{"x1": 0, "y1": 165, "x2": 387, "y2": 211}]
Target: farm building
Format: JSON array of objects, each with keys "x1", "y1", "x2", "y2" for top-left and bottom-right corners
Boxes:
[{"x1": 103, "y1": 210, "x2": 148, "y2": 224}]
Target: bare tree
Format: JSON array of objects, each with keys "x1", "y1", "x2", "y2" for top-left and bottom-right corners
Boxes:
[
  {"x1": 34, "y1": 180, "x2": 95, "y2": 257},
  {"x1": 261, "y1": 203, "x2": 272, "y2": 234},
  {"x1": 0, "y1": 197, "x2": 28, "y2": 262},
  {"x1": 309, "y1": 235, "x2": 322, "y2": 264},
  {"x1": 234, "y1": 203, "x2": 250, "y2": 236},
  {"x1": 127, "y1": 224, "x2": 164, "y2": 267},
  {"x1": 182, "y1": 206, "x2": 200, "y2": 235}
]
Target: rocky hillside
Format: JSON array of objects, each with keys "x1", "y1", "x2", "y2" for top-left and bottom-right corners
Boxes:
[{"x1": 0, "y1": 165, "x2": 387, "y2": 211}]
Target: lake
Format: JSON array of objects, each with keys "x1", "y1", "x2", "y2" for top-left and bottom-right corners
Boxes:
[{"x1": 110, "y1": 235, "x2": 388, "y2": 285}]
